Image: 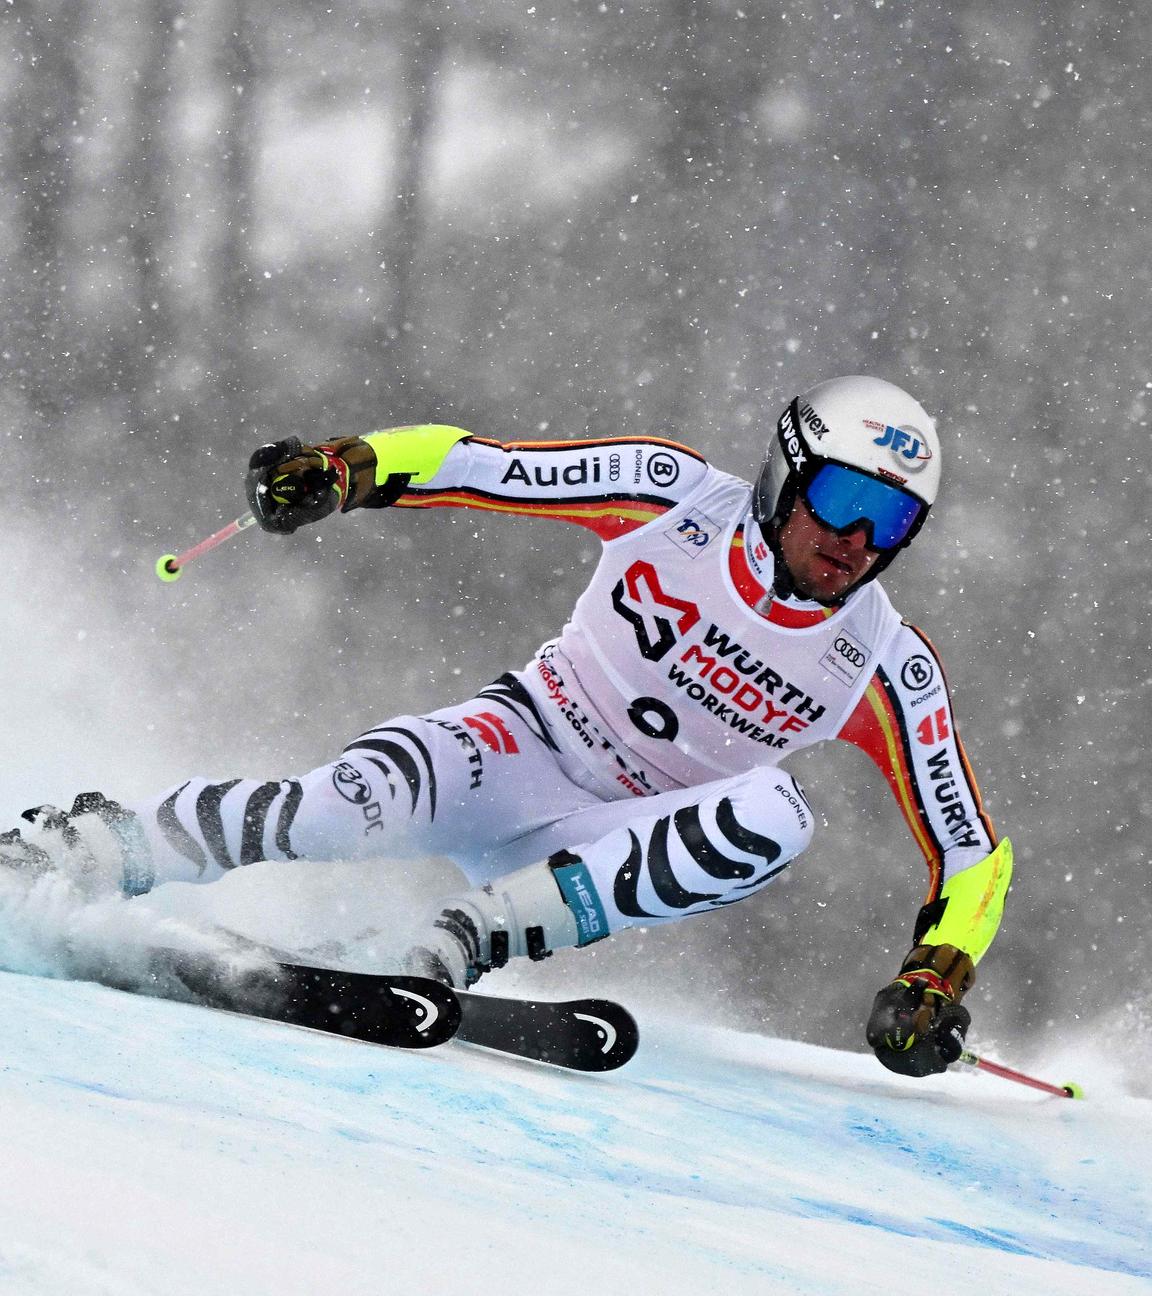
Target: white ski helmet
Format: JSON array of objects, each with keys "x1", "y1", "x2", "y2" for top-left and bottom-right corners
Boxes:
[{"x1": 753, "y1": 375, "x2": 941, "y2": 599}]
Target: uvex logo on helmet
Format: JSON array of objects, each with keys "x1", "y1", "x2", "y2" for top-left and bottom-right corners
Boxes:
[
  {"x1": 797, "y1": 400, "x2": 832, "y2": 440},
  {"x1": 777, "y1": 405, "x2": 808, "y2": 474}
]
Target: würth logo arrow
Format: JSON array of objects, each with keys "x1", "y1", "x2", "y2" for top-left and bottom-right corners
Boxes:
[{"x1": 611, "y1": 560, "x2": 701, "y2": 661}]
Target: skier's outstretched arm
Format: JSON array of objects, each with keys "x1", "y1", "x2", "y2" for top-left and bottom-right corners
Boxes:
[
  {"x1": 836, "y1": 621, "x2": 1012, "y2": 1077},
  {"x1": 245, "y1": 424, "x2": 710, "y2": 540}
]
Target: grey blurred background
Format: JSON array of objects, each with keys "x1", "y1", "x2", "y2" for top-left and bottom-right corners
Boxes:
[{"x1": 2, "y1": 0, "x2": 1150, "y2": 1066}]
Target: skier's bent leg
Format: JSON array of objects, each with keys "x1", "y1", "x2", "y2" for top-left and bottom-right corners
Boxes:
[
  {"x1": 409, "y1": 766, "x2": 815, "y2": 987},
  {"x1": 124, "y1": 716, "x2": 464, "y2": 888},
  {"x1": 13, "y1": 693, "x2": 590, "y2": 894},
  {"x1": 10, "y1": 712, "x2": 495, "y2": 894}
]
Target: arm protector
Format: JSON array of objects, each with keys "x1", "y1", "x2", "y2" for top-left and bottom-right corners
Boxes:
[
  {"x1": 350, "y1": 425, "x2": 473, "y2": 508},
  {"x1": 913, "y1": 837, "x2": 1014, "y2": 964}
]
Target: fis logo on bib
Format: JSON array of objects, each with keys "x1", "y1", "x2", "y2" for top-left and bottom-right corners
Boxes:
[{"x1": 665, "y1": 511, "x2": 719, "y2": 558}]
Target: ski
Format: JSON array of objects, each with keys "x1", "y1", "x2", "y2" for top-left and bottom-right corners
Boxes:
[
  {"x1": 127, "y1": 946, "x2": 636, "y2": 1067},
  {"x1": 136, "y1": 953, "x2": 462, "y2": 1051},
  {"x1": 454, "y1": 990, "x2": 639, "y2": 1071},
  {"x1": 259, "y1": 962, "x2": 462, "y2": 1050}
]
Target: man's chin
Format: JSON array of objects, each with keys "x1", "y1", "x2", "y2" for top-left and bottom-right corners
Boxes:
[{"x1": 792, "y1": 570, "x2": 859, "y2": 606}]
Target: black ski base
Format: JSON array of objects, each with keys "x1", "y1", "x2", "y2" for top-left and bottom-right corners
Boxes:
[
  {"x1": 455, "y1": 990, "x2": 639, "y2": 1071},
  {"x1": 125, "y1": 949, "x2": 637, "y2": 1068},
  {"x1": 135, "y1": 953, "x2": 461, "y2": 1050},
  {"x1": 262, "y1": 963, "x2": 462, "y2": 1050}
]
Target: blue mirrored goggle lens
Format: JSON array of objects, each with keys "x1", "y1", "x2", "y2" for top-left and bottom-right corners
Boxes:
[{"x1": 804, "y1": 464, "x2": 924, "y2": 549}]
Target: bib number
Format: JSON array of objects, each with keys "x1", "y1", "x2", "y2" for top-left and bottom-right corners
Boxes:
[{"x1": 627, "y1": 696, "x2": 679, "y2": 742}]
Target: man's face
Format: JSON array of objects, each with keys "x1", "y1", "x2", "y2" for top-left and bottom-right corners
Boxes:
[{"x1": 776, "y1": 498, "x2": 883, "y2": 603}]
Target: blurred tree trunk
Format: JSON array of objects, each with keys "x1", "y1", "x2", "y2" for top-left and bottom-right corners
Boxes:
[
  {"x1": 855, "y1": 10, "x2": 977, "y2": 384},
  {"x1": 644, "y1": 1, "x2": 773, "y2": 441},
  {"x1": 997, "y1": 1, "x2": 1110, "y2": 1041},
  {"x1": 212, "y1": 0, "x2": 261, "y2": 439},
  {"x1": 646, "y1": 0, "x2": 726, "y2": 440},
  {"x1": 3, "y1": 0, "x2": 86, "y2": 423},
  {"x1": 369, "y1": 0, "x2": 446, "y2": 410},
  {"x1": 117, "y1": 0, "x2": 182, "y2": 412},
  {"x1": 647, "y1": 0, "x2": 710, "y2": 440},
  {"x1": 1018, "y1": 10, "x2": 1087, "y2": 452}
]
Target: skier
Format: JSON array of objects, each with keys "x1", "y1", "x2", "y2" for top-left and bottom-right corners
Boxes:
[{"x1": 1, "y1": 376, "x2": 1010, "y2": 1077}]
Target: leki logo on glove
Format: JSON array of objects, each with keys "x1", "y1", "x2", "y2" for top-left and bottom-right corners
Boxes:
[{"x1": 611, "y1": 560, "x2": 701, "y2": 661}]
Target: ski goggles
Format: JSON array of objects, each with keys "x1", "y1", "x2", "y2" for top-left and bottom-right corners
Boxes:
[{"x1": 803, "y1": 463, "x2": 925, "y2": 550}]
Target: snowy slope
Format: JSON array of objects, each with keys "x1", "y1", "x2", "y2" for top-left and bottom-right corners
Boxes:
[{"x1": 1, "y1": 960, "x2": 1149, "y2": 1296}]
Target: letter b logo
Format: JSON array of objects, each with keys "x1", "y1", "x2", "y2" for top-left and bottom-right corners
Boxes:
[{"x1": 900, "y1": 654, "x2": 935, "y2": 691}]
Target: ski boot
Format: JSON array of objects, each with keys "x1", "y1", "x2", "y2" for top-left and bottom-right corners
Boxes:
[
  {"x1": 10, "y1": 792, "x2": 152, "y2": 897},
  {"x1": 405, "y1": 854, "x2": 601, "y2": 988},
  {"x1": 0, "y1": 827, "x2": 53, "y2": 881}
]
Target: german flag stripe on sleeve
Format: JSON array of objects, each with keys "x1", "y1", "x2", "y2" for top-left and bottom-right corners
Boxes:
[
  {"x1": 388, "y1": 434, "x2": 709, "y2": 538},
  {"x1": 393, "y1": 487, "x2": 674, "y2": 539},
  {"x1": 838, "y1": 619, "x2": 997, "y2": 901},
  {"x1": 839, "y1": 672, "x2": 943, "y2": 898}
]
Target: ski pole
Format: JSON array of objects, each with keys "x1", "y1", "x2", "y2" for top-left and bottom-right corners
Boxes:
[
  {"x1": 959, "y1": 1050, "x2": 1084, "y2": 1099},
  {"x1": 155, "y1": 512, "x2": 257, "y2": 582}
]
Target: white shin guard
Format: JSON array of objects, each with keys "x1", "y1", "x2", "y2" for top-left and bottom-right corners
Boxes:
[{"x1": 408, "y1": 859, "x2": 584, "y2": 988}]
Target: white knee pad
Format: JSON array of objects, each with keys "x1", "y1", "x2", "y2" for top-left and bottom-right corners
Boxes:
[{"x1": 726, "y1": 768, "x2": 815, "y2": 862}]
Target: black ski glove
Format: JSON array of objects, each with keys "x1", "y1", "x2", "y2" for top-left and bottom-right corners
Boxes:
[
  {"x1": 866, "y1": 944, "x2": 975, "y2": 1078},
  {"x1": 245, "y1": 436, "x2": 380, "y2": 534}
]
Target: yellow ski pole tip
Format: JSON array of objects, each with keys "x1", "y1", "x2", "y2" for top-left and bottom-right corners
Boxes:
[
  {"x1": 156, "y1": 554, "x2": 182, "y2": 583},
  {"x1": 1062, "y1": 1081, "x2": 1085, "y2": 1099}
]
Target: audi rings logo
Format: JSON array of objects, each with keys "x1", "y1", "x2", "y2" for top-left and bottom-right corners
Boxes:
[
  {"x1": 821, "y1": 629, "x2": 870, "y2": 684},
  {"x1": 833, "y1": 636, "x2": 866, "y2": 668},
  {"x1": 331, "y1": 761, "x2": 373, "y2": 804}
]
